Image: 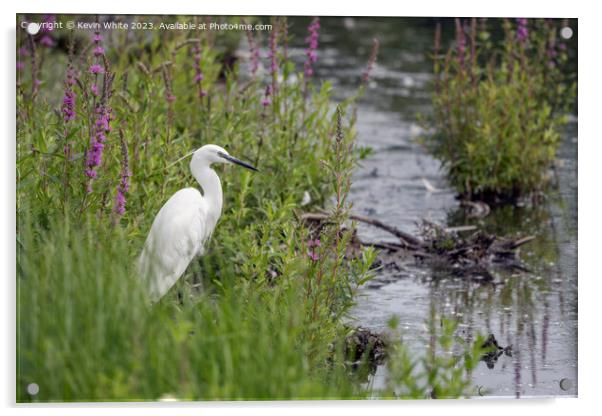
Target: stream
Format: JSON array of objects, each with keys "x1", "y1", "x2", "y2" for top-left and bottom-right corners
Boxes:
[{"x1": 289, "y1": 16, "x2": 578, "y2": 398}]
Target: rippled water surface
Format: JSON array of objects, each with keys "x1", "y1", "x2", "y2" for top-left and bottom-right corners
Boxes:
[{"x1": 289, "y1": 17, "x2": 578, "y2": 398}]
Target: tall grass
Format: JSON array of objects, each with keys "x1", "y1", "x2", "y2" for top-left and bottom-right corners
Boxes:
[
  {"x1": 17, "y1": 15, "x2": 477, "y2": 401},
  {"x1": 17, "y1": 212, "x2": 363, "y2": 401}
]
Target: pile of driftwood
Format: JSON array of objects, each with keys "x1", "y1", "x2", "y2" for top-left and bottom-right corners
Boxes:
[
  {"x1": 345, "y1": 327, "x2": 387, "y2": 364},
  {"x1": 301, "y1": 211, "x2": 535, "y2": 282},
  {"x1": 342, "y1": 326, "x2": 387, "y2": 379}
]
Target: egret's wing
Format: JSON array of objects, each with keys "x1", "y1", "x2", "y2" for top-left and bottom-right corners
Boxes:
[{"x1": 138, "y1": 188, "x2": 208, "y2": 300}]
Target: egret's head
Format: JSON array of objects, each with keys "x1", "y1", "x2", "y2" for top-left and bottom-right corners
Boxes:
[{"x1": 191, "y1": 144, "x2": 258, "y2": 171}]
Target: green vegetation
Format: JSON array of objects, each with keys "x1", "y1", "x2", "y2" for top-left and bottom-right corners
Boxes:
[
  {"x1": 428, "y1": 18, "x2": 575, "y2": 202},
  {"x1": 17, "y1": 15, "x2": 478, "y2": 401}
]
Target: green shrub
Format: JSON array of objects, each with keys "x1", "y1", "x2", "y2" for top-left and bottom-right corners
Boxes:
[{"x1": 428, "y1": 18, "x2": 575, "y2": 202}]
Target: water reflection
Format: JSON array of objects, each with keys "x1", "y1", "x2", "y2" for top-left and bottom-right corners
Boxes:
[
  {"x1": 287, "y1": 16, "x2": 577, "y2": 397},
  {"x1": 410, "y1": 194, "x2": 576, "y2": 396}
]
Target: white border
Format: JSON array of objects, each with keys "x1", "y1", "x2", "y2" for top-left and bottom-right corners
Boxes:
[{"x1": 2, "y1": 1, "x2": 598, "y2": 415}]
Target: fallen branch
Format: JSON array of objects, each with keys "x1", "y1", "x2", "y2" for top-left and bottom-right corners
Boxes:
[
  {"x1": 301, "y1": 211, "x2": 424, "y2": 248},
  {"x1": 349, "y1": 213, "x2": 425, "y2": 248},
  {"x1": 508, "y1": 235, "x2": 536, "y2": 249}
]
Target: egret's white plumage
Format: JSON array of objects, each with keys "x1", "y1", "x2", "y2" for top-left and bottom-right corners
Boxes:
[{"x1": 138, "y1": 144, "x2": 257, "y2": 301}]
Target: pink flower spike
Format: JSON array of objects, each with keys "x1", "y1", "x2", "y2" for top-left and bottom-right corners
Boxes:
[
  {"x1": 89, "y1": 64, "x2": 104, "y2": 74},
  {"x1": 93, "y1": 46, "x2": 105, "y2": 57},
  {"x1": 307, "y1": 238, "x2": 321, "y2": 248},
  {"x1": 308, "y1": 251, "x2": 319, "y2": 262},
  {"x1": 304, "y1": 17, "x2": 320, "y2": 78},
  {"x1": 40, "y1": 35, "x2": 55, "y2": 47}
]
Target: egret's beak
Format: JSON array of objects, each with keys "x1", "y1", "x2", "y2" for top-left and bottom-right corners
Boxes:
[{"x1": 217, "y1": 152, "x2": 258, "y2": 172}]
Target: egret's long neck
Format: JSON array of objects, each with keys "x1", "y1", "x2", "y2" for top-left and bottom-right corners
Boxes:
[{"x1": 192, "y1": 165, "x2": 223, "y2": 225}]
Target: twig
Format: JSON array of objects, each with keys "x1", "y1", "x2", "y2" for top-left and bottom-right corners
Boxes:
[
  {"x1": 509, "y1": 235, "x2": 536, "y2": 249},
  {"x1": 445, "y1": 225, "x2": 478, "y2": 233},
  {"x1": 359, "y1": 240, "x2": 407, "y2": 252}
]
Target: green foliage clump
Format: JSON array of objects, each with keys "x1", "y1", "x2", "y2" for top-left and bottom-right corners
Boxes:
[{"x1": 428, "y1": 18, "x2": 575, "y2": 202}]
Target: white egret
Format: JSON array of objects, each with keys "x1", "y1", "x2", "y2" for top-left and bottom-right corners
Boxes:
[{"x1": 137, "y1": 144, "x2": 258, "y2": 301}]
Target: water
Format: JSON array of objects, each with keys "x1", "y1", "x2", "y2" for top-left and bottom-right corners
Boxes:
[{"x1": 289, "y1": 17, "x2": 578, "y2": 398}]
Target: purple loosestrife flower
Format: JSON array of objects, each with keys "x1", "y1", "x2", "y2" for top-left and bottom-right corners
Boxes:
[
  {"x1": 245, "y1": 29, "x2": 259, "y2": 76},
  {"x1": 516, "y1": 18, "x2": 529, "y2": 43},
  {"x1": 307, "y1": 239, "x2": 321, "y2": 247},
  {"x1": 261, "y1": 85, "x2": 272, "y2": 107},
  {"x1": 280, "y1": 18, "x2": 289, "y2": 62},
  {"x1": 114, "y1": 188, "x2": 127, "y2": 215},
  {"x1": 26, "y1": 35, "x2": 39, "y2": 97},
  {"x1": 192, "y1": 42, "x2": 207, "y2": 98},
  {"x1": 67, "y1": 72, "x2": 76, "y2": 86},
  {"x1": 114, "y1": 167, "x2": 131, "y2": 214},
  {"x1": 41, "y1": 14, "x2": 56, "y2": 30},
  {"x1": 361, "y1": 38, "x2": 380, "y2": 85},
  {"x1": 455, "y1": 18, "x2": 466, "y2": 66},
  {"x1": 85, "y1": 106, "x2": 111, "y2": 184},
  {"x1": 90, "y1": 31, "x2": 105, "y2": 96},
  {"x1": 308, "y1": 251, "x2": 319, "y2": 262},
  {"x1": 61, "y1": 62, "x2": 77, "y2": 122},
  {"x1": 89, "y1": 64, "x2": 104, "y2": 74},
  {"x1": 268, "y1": 29, "x2": 278, "y2": 76},
  {"x1": 546, "y1": 35, "x2": 558, "y2": 68},
  {"x1": 113, "y1": 133, "x2": 131, "y2": 216},
  {"x1": 93, "y1": 46, "x2": 105, "y2": 57},
  {"x1": 304, "y1": 17, "x2": 320, "y2": 78},
  {"x1": 307, "y1": 239, "x2": 321, "y2": 261},
  {"x1": 40, "y1": 35, "x2": 55, "y2": 47},
  {"x1": 85, "y1": 143, "x2": 103, "y2": 179},
  {"x1": 17, "y1": 61, "x2": 25, "y2": 71},
  {"x1": 36, "y1": 15, "x2": 56, "y2": 47},
  {"x1": 62, "y1": 90, "x2": 76, "y2": 121}
]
